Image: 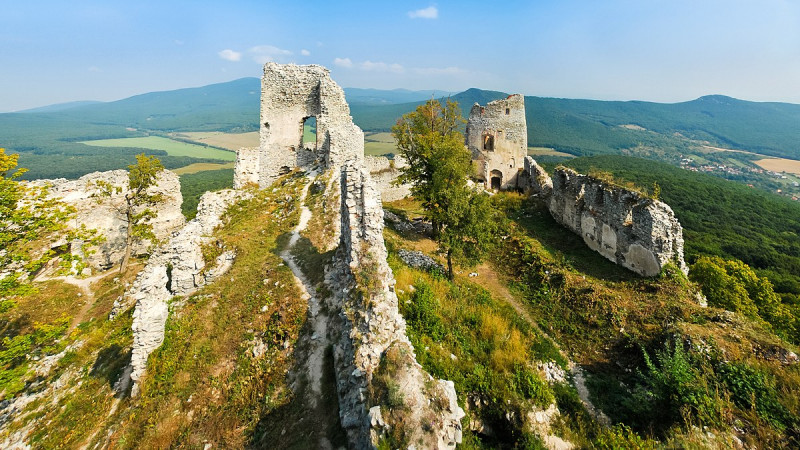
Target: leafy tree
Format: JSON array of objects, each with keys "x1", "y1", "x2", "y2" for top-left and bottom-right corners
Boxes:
[
  {"x1": 0, "y1": 148, "x2": 75, "y2": 296},
  {"x1": 690, "y1": 256, "x2": 795, "y2": 340},
  {"x1": 392, "y1": 100, "x2": 497, "y2": 279},
  {"x1": 96, "y1": 153, "x2": 165, "y2": 272}
]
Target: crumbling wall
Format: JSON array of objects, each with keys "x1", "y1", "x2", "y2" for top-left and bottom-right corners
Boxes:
[
  {"x1": 520, "y1": 156, "x2": 553, "y2": 197},
  {"x1": 233, "y1": 146, "x2": 259, "y2": 189},
  {"x1": 235, "y1": 63, "x2": 364, "y2": 187},
  {"x1": 466, "y1": 94, "x2": 527, "y2": 190},
  {"x1": 532, "y1": 161, "x2": 687, "y2": 276},
  {"x1": 325, "y1": 161, "x2": 463, "y2": 449},
  {"x1": 28, "y1": 170, "x2": 184, "y2": 271},
  {"x1": 364, "y1": 155, "x2": 410, "y2": 202},
  {"x1": 119, "y1": 189, "x2": 247, "y2": 395}
]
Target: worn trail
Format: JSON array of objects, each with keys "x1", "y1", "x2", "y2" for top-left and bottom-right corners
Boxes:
[{"x1": 279, "y1": 174, "x2": 334, "y2": 449}]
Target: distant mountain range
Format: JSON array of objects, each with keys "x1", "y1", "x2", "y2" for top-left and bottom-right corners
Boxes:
[{"x1": 2, "y1": 77, "x2": 800, "y2": 179}]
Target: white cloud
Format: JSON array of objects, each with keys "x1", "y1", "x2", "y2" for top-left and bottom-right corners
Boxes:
[
  {"x1": 360, "y1": 61, "x2": 405, "y2": 73},
  {"x1": 301, "y1": 49, "x2": 310, "y2": 56},
  {"x1": 334, "y1": 57, "x2": 353, "y2": 68},
  {"x1": 413, "y1": 66, "x2": 465, "y2": 75},
  {"x1": 408, "y1": 6, "x2": 438, "y2": 19},
  {"x1": 248, "y1": 45, "x2": 292, "y2": 64},
  {"x1": 218, "y1": 49, "x2": 242, "y2": 62}
]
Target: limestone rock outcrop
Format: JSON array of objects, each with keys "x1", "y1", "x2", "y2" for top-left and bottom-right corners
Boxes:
[
  {"x1": 234, "y1": 63, "x2": 364, "y2": 188},
  {"x1": 325, "y1": 161, "x2": 464, "y2": 449},
  {"x1": 529, "y1": 161, "x2": 687, "y2": 276},
  {"x1": 121, "y1": 189, "x2": 246, "y2": 395},
  {"x1": 28, "y1": 169, "x2": 185, "y2": 270}
]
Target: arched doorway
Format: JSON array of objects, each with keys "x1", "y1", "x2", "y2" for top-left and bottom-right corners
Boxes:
[{"x1": 490, "y1": 169, "x2": 503, "y2": 190}]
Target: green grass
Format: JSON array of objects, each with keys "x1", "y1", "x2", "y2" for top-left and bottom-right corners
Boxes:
[
  {"x1": 81, "y1": 136, "x2": 236, "y2": 161},
  {"x1": 364, "y1": 141, "x2": 397, "y2": 156}
]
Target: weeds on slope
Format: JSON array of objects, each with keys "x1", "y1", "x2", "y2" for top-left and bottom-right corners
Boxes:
[{"x1": 493, "y1": 192, "x2": 800, "y2": 447}]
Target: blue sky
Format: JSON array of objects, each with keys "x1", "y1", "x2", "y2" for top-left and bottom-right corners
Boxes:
[{"x1": 2, "y1": 0, "x2": 799, "y2": 111}]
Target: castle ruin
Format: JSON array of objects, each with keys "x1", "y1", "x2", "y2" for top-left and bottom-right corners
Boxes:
[
  {"x1": 234, "y1": 63, "x2": 364, "y2": 188},
  {"x1": 465, "y1": 94, "x2": 527, "y2": 190}
]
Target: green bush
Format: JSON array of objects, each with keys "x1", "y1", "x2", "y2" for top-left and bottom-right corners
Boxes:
[
  {"x1": 716, "y1": 362, "x2": 793, "y2": 431},
  {"x1": 690, "y1": 256, "x2": 795, "y2": 340},
  {"x1": 636, "y1": 340, "x2": 725, "y2": 430},
  {"x1": 403, "y1": 280, "x2": 445, "y2": 340}
]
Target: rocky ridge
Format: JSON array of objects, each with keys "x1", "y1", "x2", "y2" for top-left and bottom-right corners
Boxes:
[{"x1": 114, "y1": 188, "x2": 247, "y2": 395}]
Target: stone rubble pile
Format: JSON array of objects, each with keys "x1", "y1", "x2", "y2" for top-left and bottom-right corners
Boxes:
[{"x1": 397, "y1": 249, "x2": 445, "y2": 274}]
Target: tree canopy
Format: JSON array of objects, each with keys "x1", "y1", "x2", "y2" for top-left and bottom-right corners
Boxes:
[
  {"x1": 96, "y1": 153, "x2": 165, "y2": 272},
  {"x1": 392, "y1": 100, "x2": 497, "y2": 279},
  {"x1": 0, "y1": 148, "x2": 74, "y2": 297}
]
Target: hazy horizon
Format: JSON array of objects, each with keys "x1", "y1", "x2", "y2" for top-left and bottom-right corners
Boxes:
[{"x1": 2, "y1": 0, "x2": 799, "y2": 112}]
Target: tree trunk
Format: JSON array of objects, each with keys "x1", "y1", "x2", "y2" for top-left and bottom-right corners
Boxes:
[
  {"x1": 447, "y1": 249, "x2": 454, "y2": 281},
  {"x1": 120, "y1": 205, "x2": 133, "y2": 273}
]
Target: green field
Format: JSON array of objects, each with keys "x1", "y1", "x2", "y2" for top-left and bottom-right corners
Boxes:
[
  {"x1": 81, "y1": 136, "x2": 236, "y2": 161},
  {"x1": 365, "y1": 131, "x2": 397, "y2": 156}
]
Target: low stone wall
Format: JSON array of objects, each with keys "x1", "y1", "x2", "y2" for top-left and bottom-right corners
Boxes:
[
  {"x1": 119, "y1": 189, "x2": 247, "y2": 396},
  {"x1": 364, "y1": 155, "x2": 410, "y2": 202},
  {"x1": 325, "y1": 161, "x2": 463, "y2": 449},
  {"x1": 28, "y1": 170, "x2": 185, "y2": 271},
  {"x1": 529, "y1": 159, "x2": 686, "y2": 276}
]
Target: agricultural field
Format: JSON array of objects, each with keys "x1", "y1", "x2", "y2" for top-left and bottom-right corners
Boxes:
[
  {"x1": 755, "y1": 157, "x2": 800, "y2": 176},
  {"x1": 527, "y1": 146, "x2": 574, "y2": 158},
  {"x1": 171, "y1": 131, "x2": 258, "y2": 151},
  {"x1": 364, "y1": 131, "x2": 396, "y2": 156},
  {"x1": 173, "y1": 162, "x2": 235, "y2": 175},
  {"x1": 81, "y1": 136, "x2": 236, "y2": 161}
]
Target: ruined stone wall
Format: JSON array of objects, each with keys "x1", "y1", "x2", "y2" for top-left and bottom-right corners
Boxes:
[
  {"x1": 364, "y1": 155, "x2": 411, "y2": 202},
  {"x1": 533, "y1": 162, "x2": 687, "y2": 276},
  {"x1": 325, "y1": 161, "x2": 463, "y2": 449},
  {"x1": 466, "y1": 94, "x2": 527, "y2": 190},
  {"x1": 235, "y1": 63, "x2": 364, "y2": 187},
  {"x1": 28, "y1": 170, "x2": 185, "y2": 271},
  {"x1": 521, "y1": 156, "x2": 553, "y2": 197},
  {"x1": 233, "y1": 146, "x2": 259, "y2": 189},
  {"x1": 119, "y1": 189, "x2": 247, "y2": 395}
]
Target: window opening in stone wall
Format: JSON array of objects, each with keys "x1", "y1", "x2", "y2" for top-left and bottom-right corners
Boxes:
[
  {"x1": 505, "y1": 108, "x2": 510, "y2": 115},
  {"x1": 279, "y1": 166, "x2": 291, "y2": 175},
  {"x1": 302, "y1": 116, "x2": 317, "y2": 150},
  {"x1": 483, "y1": 134, "x2": 494, "y2": 151}
]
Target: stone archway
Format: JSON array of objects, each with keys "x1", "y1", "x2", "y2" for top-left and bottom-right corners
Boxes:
[{"x1": 490, "y1": 169, "x2": 503, "y2": 190}]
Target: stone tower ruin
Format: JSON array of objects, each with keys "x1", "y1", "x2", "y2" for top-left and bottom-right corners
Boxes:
[
  {"x1": 234, "y1": 63, "x2": 364, "y2": 188},
  {"x1": 465, "y1": 94, "x2": 527, "y2": 190}
]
